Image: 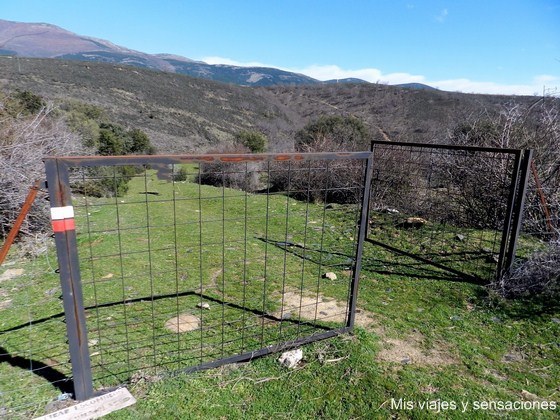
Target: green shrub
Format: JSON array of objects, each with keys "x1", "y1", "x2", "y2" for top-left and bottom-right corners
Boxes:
[{"x1": 235, "y1": 130, "x2": 268, "y2": 153}]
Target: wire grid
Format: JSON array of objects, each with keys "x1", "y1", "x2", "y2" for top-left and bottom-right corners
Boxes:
[
  {"x1": 0, "y1": 242, "x2": 73, "y2": 419},
  {"x1": 65, "y1": 156, "x2": 368, "y2": 388},
  {"x1": 369, "y1": 142, "x2": 519, "y2": 282}
]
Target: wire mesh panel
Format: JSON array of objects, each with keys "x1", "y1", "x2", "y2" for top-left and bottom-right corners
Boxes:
[
  {"x1": 0, "y1": 245, "x2": 74, "y2": 419},
  {"x1": 368, "y1": 141, "x2": 528, "y2": 283},
  {"x1": 44, "y1": 152, "x2": 372, "y2": 398}
]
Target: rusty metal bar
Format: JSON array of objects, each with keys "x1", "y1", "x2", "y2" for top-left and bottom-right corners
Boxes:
[
  {"x1": 44, "y1": 151, "x2": 373, "y2": 167},
  {"x1": 44, "y1": 159, "x2": 93, "y2": 401},
  {"x1": 0, "y1": 180, "x2": 41, "y2": 266}
]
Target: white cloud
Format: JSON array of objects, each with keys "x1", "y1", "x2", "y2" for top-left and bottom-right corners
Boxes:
[
  {"x1": 201, "y1": 56, "x2": 270, "y2": 67},
  {"x1": 197, "y1": 57, "x2": 559, "y2": 96}
]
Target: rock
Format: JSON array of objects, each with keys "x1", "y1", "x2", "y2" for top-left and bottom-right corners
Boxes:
[
  {"x1": 278, "y1": 349, "x2": 303, "y2": 368},
  {"x1": 397, "y1": 217, "x2": 428, "y2": 229},
  {"x1": 196, "y1": 302, "x2": 210, "y2": 310},
  {"x1": 490, "y1": 316, "x2": 501, "y2": 323},
  {"x1": 521, "y1": 389, "x2": 540, "y2": 401},
  {"x1": 455, "y1": 234, "x2": 466, "y2": 241},
  {"x1": 322, "y1": 272, "x2": 337, "y2": 280},
  {"x1": 503, "y1": 352, "x2": 524, "y2": 362},
  {"x1": 400, "y1": 356, "x2": 411, "y2": 365},
  {"x1": 551, "y1": 318, "x2": 560, "y2": 324},
  {"x1": 450, "y1": 315, "x2": 461, "y2": 322},
  {"x1": 382, "y1": 208, "x2": 400, "y2": 214}
]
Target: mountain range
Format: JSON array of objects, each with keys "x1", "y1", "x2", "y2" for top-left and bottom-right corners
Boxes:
[{"x1": 0, "y1": 18, "x2": 435, "y2": 89}]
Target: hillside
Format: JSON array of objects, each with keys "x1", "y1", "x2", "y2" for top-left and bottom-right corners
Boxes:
[
  {"x1": 0, "y1": 56, "x2": 540, "y2": 153},
  {"x1": 0, "y1": 19, "x2": 355, "y2": 87}
]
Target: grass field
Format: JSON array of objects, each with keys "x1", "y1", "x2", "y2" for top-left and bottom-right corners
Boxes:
[{"x1": 0, "y1": 165, "x2": 558, "y2": 419}]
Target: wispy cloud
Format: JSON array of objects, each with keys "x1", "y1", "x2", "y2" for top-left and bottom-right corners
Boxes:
[
  {"x1": 435, "y1": 8, "x2": 448, "y2": 22},
  {"x1": 198, "y1": 57, "x2": 559, "y2": 96},
  {"x1": 201, "y1": 56, "x2": 269, "y2": 67}
]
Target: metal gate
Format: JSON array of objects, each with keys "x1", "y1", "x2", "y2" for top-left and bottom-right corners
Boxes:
[
  {"x1": 368, "y1": 141, "x2": 531, "y2": 283},
  {"x1": 44, "y1": 152, "x2": 373, "y2": 400}
]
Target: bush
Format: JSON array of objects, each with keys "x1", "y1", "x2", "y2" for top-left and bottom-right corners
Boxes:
[
  {"x1": 496, "y1": 240, "x2": 560, "y2": 299},
  {"x1": 197, "y1": 146, "x2": 262, "y2": 191},
  {"x1": 0, "y1": 92, "x2": 83, "y2": 240},
  {"x1": 172, "y1": 166, "x2": 189, "y2": 182},
  {"x1": 269, "y1": 115, "x2": 370, "y2": 204},
  {"x1": 235, "y1": 130, "x2": 267, "y2": 153}
]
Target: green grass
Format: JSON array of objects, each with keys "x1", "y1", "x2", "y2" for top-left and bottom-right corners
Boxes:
[{"x1": 0, "y1": 168, "x2": 558, "y2": 419}]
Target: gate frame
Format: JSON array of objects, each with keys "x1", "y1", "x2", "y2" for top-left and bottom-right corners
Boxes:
[
  {"x1": 44, "y1": 151, "x2": 374, "y2": 401},
  {"x1": 369, "y1": 141, "x2": 532, "y2": 282}
]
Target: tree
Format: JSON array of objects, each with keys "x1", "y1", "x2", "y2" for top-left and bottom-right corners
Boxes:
[
  {"x1": 235, "y1": 130, "x2": 268, "y2": 153},
  {"x1": 269, "y1": 115, "x2": 371, "y2": 204},
  {"x1": 295, "y1": 115, "x2": 370, "y2": 152}
]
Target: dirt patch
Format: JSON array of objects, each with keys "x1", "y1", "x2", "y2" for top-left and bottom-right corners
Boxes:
[
  {"x1": 0, "y1": 268, "x2": 25, "y2": 282},
  {"x1": 0, "y1": 299, "x2": 13, "y2": 310},
  {"x1": 164, "y1": 313, "x2": 200, "y2": 333},
  {"x1": 272, "y1": 289, "x2": 375, "y2": 328},
  {"x1": 376, "y1": 331, "x2": 457, "y2": 366}
]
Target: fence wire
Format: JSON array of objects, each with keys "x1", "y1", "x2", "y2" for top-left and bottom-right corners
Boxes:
[
  {"x1": 43, "y1": 152, "x2": 371, "y2": 400},
  {"x1": 368, "y1": 141, "x2": 528, "y2": 282},
  {"x1": 0, "y1": 242, "x2": 74, "y2": 419}
]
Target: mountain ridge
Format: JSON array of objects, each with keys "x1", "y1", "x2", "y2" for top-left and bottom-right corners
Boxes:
[{"x1": 0, "y1": 18, "x2": 383, "y2": 87}]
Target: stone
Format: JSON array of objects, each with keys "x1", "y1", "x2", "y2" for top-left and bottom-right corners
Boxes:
[
  {"x1": 397, "y1": 217, "x2": 428, "y2": 229},
  {"x1": 455, "y1": 234, "x2": 466, "y2": 241},
  {"x1": 278, "y1": 349, "x2": 303, "y2": 369},
  {"x1": 323, "y1": 272, "x2": 337, "y2": 280},
  {"x1": 382, "y1": 208, "x2": 400, "y2": 214},
  {"x1": 503, "y1": 352, "x2": 524, "y2": 362},
  {"x1": 196, "y1": 302, "x2": 210, "y2": 310}
]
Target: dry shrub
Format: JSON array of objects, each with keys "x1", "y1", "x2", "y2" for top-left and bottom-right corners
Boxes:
[
  {"x1": 0, "y1": 95, "x2": 83, "y2": 243},
  {"x1": 197, "y1": 146, "x2": 263, "y2": 191},
  {"x1": 496, "y1": 240, "x2": 560, "y2": 299}
]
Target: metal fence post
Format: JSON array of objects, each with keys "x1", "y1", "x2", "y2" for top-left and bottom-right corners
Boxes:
[
  {"x1": 347, "y1": 153, "x2": 374, "y2": 328},
  {"x1": 504, "y1": 149, "x2": 533, "y2": 273},
  {"x1": 44, "y1": 158, "x2": 94, "y2": 401}
]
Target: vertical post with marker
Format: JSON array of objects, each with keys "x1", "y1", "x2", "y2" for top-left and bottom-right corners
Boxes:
[{"x1": 44, "y1": 158, "x2": 94, "y2": 401}]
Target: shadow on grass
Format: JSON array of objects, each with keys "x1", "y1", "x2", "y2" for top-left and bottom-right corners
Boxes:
[
  {"x1": 0, "y1": 288, "x2": 334, "y2": 397},
  {"x1": 472, "y1": 286, "x2": 560, "y2": 319},
  {"x1": 0, "y1": 346, "x2": 74, "y2": 395},
  {"x1": 257, "y1": 236, "x2": 484, "y2": 284}
]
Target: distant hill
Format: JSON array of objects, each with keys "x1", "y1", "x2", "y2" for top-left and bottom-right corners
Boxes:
[
  {"x1": 0, "y1": 19, "x2": 332, "y2": 87},
  {"x1": 395, "y1": 83, "x2": 438, "y2": 91},
  {"x1": 0, "y1": 56, "x2": 539, "y2": 155}
]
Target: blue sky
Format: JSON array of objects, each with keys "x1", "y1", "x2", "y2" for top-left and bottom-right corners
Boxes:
[{"x1": 2, "y1": 0, "x2": 559, "y2": 95}]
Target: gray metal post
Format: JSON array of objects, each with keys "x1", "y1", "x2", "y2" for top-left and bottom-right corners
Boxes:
[
  {"x1": 44, "y1": 158, "x2": 94, "y2": 401},
  {"x1": 504, "y1": 149, "x2": 533, "y2": 273},
  {"x1": 347, "y1": 153, "x2": 374, "y2": 328}
]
